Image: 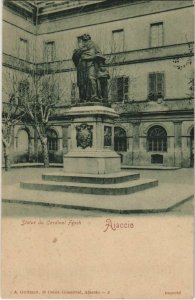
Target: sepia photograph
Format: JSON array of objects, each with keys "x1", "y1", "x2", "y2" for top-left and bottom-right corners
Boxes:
[{"x1": 1, "y1": 0, "x2": 194, "y2": 298}]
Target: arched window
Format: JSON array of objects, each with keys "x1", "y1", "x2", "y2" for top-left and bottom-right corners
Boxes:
[
  {"x1": 114, "y1": 127, "x2": 127, "y2": 152},
  {"x1": 147, "y1": 126, "x2": 167, "y2": 152},
  {"x1": 46, "y1": 129, "x2": 58, "y2": 151}
]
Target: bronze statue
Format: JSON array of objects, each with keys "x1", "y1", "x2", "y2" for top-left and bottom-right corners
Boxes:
[{"x1": 72, "y1": 33, "x2": 109, "y2": 103}]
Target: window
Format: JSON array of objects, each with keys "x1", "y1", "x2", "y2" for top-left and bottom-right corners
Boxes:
[
  {"x1": 147, "y1": 126, "x2": 167, "y2": 152},
  {"x1": 19, "y1": 38, "x2": 28, "y2": 60},
  {"x1": 44, "y1": 41, "x2": 55, "y2": 62},
  {"x1": 151, "y1": 154, "x2": 163, "y2": 164},
  {"x1": 111, "y1": 76, "x2": 129, "y2": 102},
  {"x1": 150, "y1": 22, "x2": 163, "y2": 47},
  {"x1": 46, "y1": 129, "x2": 58, "y2": 151},
  {"x1": 148, "y1": 72, "x2": 164, "y2": 100},
  {"x1": 112, "y1": 29, "x2": 124, "y2": 52},
  {"x1": 77, "y1": 36, "x2": 83, "y2": 47},
  {"x1": 42, "y1": 79, "x2": 59, "y2": 102},
  {"x1": 18, "y1": 81, "x2": 29, "y2": 105},
  {"x1": 114, "y1": 127, "x2": 127, "y2": 152}
]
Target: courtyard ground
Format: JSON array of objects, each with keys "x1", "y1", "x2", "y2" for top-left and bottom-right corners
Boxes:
[{"x1": 1, "y1": 167, "x2": 194, "y2": 217}]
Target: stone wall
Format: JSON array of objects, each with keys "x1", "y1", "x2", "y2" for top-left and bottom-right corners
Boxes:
[{"x1": 114, "y1": 118, "x2": 194, "y2": 168}]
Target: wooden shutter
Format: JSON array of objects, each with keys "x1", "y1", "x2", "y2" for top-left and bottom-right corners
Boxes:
[
  {"x1": 112, "y1": 30, "x2": 124, "y2": 52},
  {"x1": 45, "y1": 41, "x2": 55, "y2": 62},
  {"x1": 117, "y1": 77, "x2": 124, "y2": 101},
  {"x1": 42, "y1": 79, "x2": 58, "y2": 102},
  {"x1": 158, "y1": 23, "x2": 163, "y2": 46},
  {"x1": 150, "y1": 23, "x2": 163, "y2": 47},
  {"x1": 110, "y1": 77, "x2": 118, "y2": 101},
  {"x1": 18, "y1": 81, "x2": 29, "y2": 105},
  {"x1": 150, "y1": 24, "x2": 158, "y2": 47},
  {"x1": 157, "y1": 73, "x2": 164, "y2": 96},
  {"x1": 149, "y1": 73, "x2": 156, "y2": 94},
  {"x1": 124, "y1": 76, "x2": 129, "y2": 101}
]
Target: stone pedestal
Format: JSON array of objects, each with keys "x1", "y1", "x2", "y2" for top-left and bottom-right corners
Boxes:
[
  {"x1": 63, "y1": 105, "x2": 121, "y2": 174},
  {"x1": 20, "y1": 105, "x2": 160, "y2": 198}
]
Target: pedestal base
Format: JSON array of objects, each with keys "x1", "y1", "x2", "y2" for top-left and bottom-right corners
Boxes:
[
  {"x1": 63, "y1": 105, "x2": 121, "y2": 174},
  {"x1": 63, "y1": 150, "x2": 121, "y2": 174}
]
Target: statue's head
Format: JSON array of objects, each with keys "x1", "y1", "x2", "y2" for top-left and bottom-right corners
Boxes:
[{"x1": 81, "y1": 33, "x2": 91, "y2": 41}]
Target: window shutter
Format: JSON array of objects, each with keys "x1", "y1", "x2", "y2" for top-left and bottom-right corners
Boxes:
[
  {"x1": 18, "y1": 81, "x2": 29, "y2": 105},
  {"x1": 110, "y1": 77, "x2": 118, "y2": 101},
  {"x1": 117, "y1": 77, "x2": 124, "y2": 101},
  {"x1": 157, "y1": 73, "x2": 164, "y2": 96},
  {"x1": 54, "y1": 82, "x2": 59, "y2": 102},
  {"x1": 45, "y1": 41, "x2": 55, "y2": 62},
  {"x1": 150, "y1": 23, "x2": 163, "y2": 47},
  {"x1": 151, "y1": 25, "x2": 158, "y2": 47},
  {"x1": 124, "y1": 76, "x2": 129, "y2": 101},
  {"x1": 42, "y1": 80, "x2": 57, "y2": 102},
  {"x1": 158, "y1": 23, "x2": 163, "y2": 46},
  {"x1": 149, "y1": 73, "x2": 156, "y2": 94},
  {"x1": 112, "y1": 29, "x2": 124, "y2": 52}
]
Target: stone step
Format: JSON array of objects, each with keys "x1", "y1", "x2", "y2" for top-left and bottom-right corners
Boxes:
[
  {"x1": 42, "y1": 171, "x2": 140, "y2": 184},
  {"x1": 20, "y1": 178, "x2": 158, "y2": 195},
  {"x1": 3, "y1": 183, "x2": 193, "y2": 214}
]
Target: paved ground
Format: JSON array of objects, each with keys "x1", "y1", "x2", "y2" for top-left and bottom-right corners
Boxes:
[{"x1": 2, "y1": 167, "x2": 194, "y2": 217}]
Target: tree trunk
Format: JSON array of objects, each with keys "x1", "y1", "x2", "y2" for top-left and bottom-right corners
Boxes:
[
  {"x1": 41, "y1": 138, "x2": 49, "y2": 168},
  {"x1": 4, "y1": 144, "x2": 11, "y2": 171}
]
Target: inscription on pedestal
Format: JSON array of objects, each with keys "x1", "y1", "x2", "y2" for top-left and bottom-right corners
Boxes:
[{"x1": 76, "y1": 124, "x2": 93, "y2": 149}]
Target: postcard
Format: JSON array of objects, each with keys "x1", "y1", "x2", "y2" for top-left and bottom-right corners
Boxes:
[{"x1": 2, "y1": 0, "x2": 194, "y2": 299}]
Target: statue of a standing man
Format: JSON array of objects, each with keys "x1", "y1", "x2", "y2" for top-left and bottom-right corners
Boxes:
[{"x1": 72, "y1": 33, "x2": 109, "y2": 103}]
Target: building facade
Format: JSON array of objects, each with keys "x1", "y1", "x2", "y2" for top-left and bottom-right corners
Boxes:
[{"x1": 3, "y1": 0, "x2": 194, "y2": 167}]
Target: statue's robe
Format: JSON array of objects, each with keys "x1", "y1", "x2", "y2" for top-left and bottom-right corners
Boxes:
[{"x1": 72, "y1": 41, "x2": 103, "y2": 101}]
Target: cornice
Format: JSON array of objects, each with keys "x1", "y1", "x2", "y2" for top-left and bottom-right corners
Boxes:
[
  {"x1": 3, "y1": 42, "x2": 193, "y2": 75},
  {"x1": 4, "y1": 0, "x2": 36, "y2": 23},
  {"x1": 3, "y1": 0, "x2": 193, "y2": 28},
  {"x1": 3, "y1": 53, "x2": 35, "y2": 73},
  {"x1": 118, "y1": 110, "x2": 194, "y2": 122},
  {"x1": 4, "y1": 42, "x2": 191, "y2": 74}
]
